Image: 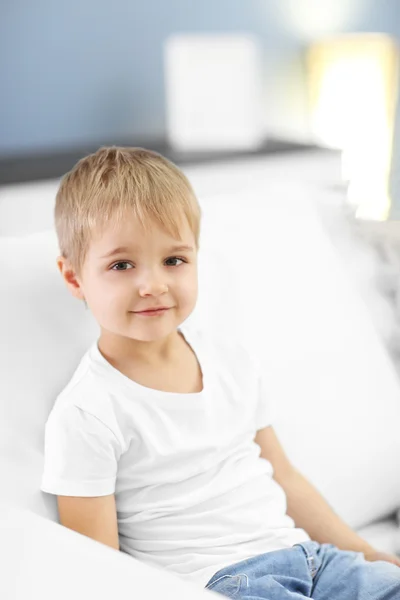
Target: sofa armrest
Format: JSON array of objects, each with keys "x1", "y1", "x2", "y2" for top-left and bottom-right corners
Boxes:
[{"x1": 0, "y1": 502, "x2": 215, "y2": 600}]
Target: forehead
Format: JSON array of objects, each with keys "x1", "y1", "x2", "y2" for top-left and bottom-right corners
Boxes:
[{"x1": 90, "y1": 214, "x2": 194, "y2": 257}]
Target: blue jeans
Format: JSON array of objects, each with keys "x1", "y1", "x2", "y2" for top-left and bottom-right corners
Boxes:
[{"x1": 204, "y1": 540, "x2": 400, "y2": 599}]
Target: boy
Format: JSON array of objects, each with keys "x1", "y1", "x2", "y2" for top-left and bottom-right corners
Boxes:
[{"x1": 41, "y1": 146, "x2": 400, "y2": 599}]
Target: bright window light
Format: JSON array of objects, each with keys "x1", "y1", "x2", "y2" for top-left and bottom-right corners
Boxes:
[{"x1": 306, "y1": 33, "x2": 399, "y2": 221}]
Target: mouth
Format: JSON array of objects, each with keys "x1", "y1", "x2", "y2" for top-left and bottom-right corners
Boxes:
[{"x1": 133, "y1": 307, "x2": 171, "y2": 316}]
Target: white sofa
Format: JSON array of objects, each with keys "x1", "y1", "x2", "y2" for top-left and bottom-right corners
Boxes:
[{"x1": 1, "y1": 154, "x2": 400, "y2": 599}]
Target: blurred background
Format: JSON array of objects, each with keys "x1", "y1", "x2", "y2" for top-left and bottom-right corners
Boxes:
[{"x1": 1, "y1": 0, "x2": 400, "y2": 217}]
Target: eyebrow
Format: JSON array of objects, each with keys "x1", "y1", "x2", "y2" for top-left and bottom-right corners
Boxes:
[{"x1": 99, "y1": 244, "x2": 195, "y2": 259}]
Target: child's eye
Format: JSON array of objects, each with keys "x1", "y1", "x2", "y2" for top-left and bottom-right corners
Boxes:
[
  {"x1": 165, "y1": 256, "x2": 186, "y2": 267},
  {"x1": 111, "y1": 261, "x2": 133, "y2": 271},
  {"x1": 110, "y1": 257, "x2": 187, "y2": 271}
]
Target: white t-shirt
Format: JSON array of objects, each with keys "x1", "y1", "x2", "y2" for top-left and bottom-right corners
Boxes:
[{"x1": 40, "y1": 322, "x2": 310, "y2": 588}]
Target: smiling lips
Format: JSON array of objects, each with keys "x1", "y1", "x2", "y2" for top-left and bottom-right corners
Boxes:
[
  {"x1": 134, "y1": 306, "x2": 170, "y2": 313},
  {"x1": 133, "y1": 307, "x2": 171, "y2": 316}
]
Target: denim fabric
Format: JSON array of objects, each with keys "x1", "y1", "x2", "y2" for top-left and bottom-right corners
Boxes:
[{"x1": 204, "y1": 540, "x2": 400, "y2": 599}]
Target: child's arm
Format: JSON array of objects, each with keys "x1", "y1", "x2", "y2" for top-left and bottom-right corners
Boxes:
[
  {"x1": 254, "y1": 425, "x2": 377, "y2": 556},
  {"x1": 41, "y1": 403, "x2": 123, "y2": 552},
  {"x1": 57, "y1": 493, "x2": 120, "y2": 551}
]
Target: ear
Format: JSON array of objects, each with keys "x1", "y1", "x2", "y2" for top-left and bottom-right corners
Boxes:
[{"x1": 56, "y1": 255, "x2": 85, "y2": 301}]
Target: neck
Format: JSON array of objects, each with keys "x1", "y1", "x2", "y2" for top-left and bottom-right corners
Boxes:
[{"x1": 97, "y1": 328, "x2": 182, "y2": 366}]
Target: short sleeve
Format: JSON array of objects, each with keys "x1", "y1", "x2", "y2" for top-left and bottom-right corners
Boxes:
[{"x1": 40, "y1": 404, "x2": 122, "y2": 497}]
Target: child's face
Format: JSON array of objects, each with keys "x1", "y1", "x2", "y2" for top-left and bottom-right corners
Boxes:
[{"x1": 60, "y1": 213, "x2": 198, "y2": 343}]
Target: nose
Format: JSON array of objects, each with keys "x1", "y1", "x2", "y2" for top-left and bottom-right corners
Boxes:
[{"x1": 138, "y1": 269, "x2": 168, "y2": 296}]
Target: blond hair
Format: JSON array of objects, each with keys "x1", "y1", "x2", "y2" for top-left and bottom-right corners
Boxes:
[{"x1": 55, "y1": 146, "x2": 202, "y2": 278}]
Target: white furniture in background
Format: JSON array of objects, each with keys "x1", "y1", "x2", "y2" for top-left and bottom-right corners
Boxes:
[
  {"x1": 1, "y1": 153, "x2": 399, "y2": 599},
  {"x1": 164, "y1": 33, "x2": 265, "y2": 151}
]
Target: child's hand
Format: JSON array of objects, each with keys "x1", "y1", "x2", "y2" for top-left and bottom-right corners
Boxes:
[{"x1": 364, "y1": 550, "x2": 400, "y2": 568}]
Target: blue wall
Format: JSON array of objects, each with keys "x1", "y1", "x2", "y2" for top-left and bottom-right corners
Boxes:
[{"x1": 1, "y1": 0, "x2": 399, "y2": 156}]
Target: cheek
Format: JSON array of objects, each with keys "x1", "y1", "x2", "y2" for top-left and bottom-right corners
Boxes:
[
  {"x1": 171, "y1": 272, "x2": 197, "y2": 301},
  {"x1": 91, "y1": 275, "x2": 124, "y2": 305},
  {"x1": 186, "y1": 279, "x2": 198, "y2": 303},
  {"x1": 182, "y1": 268, "x2": 198, "y2": 289}
]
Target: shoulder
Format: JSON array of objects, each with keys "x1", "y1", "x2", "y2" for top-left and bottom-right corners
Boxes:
[{"x1": 47, "y1": 369, "x2": 126, "y2": 454}]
